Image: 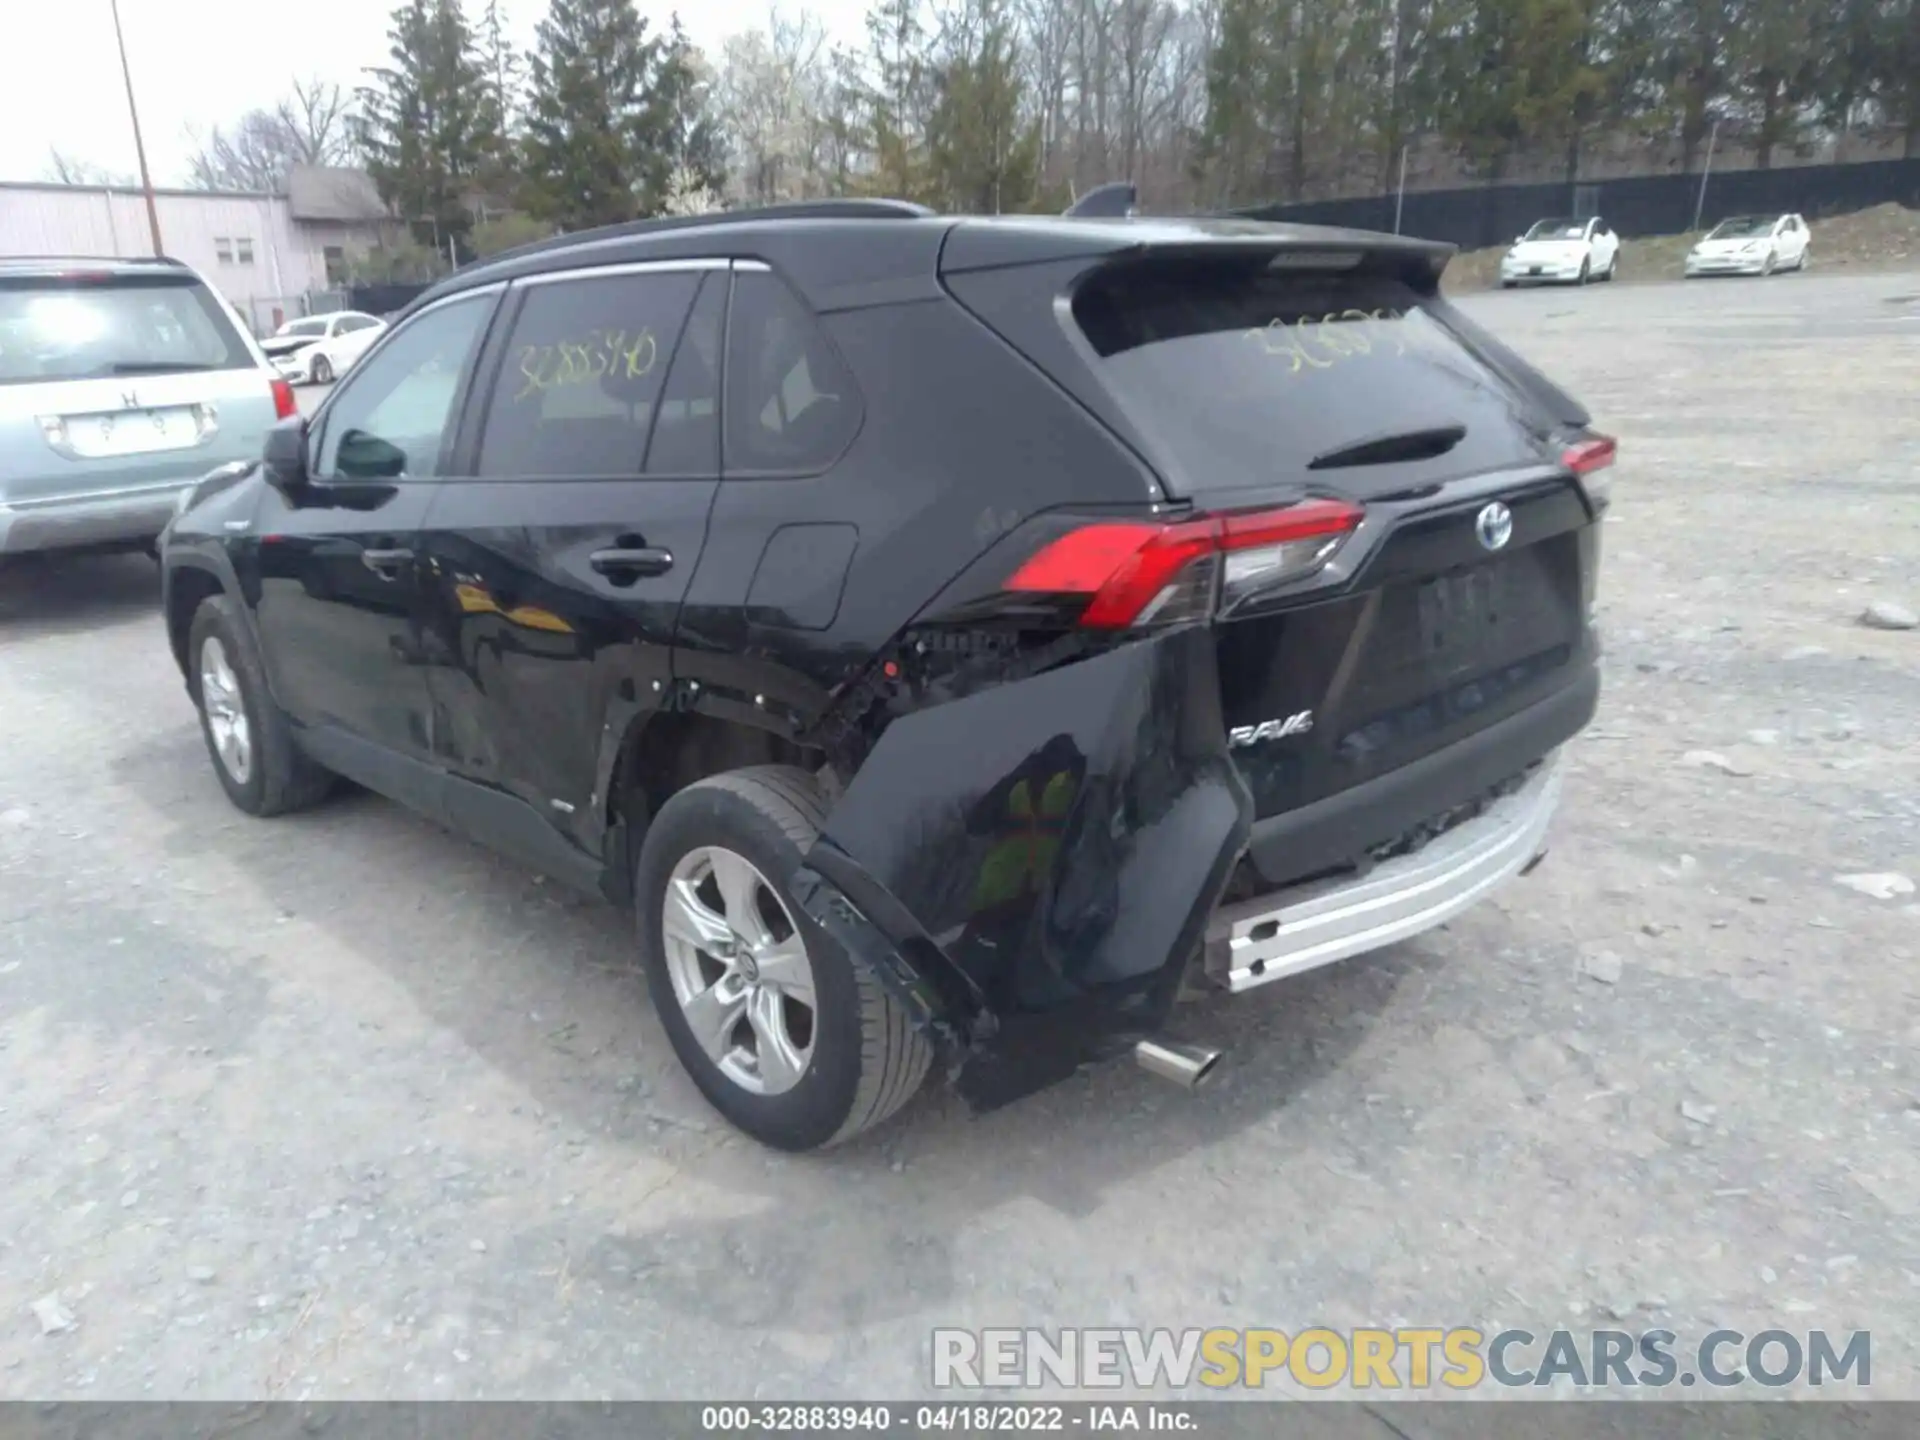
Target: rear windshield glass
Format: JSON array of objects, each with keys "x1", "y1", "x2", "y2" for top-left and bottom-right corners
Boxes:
[
  {"x1": 1071, "y1": 262, "x2": 1548, "y2": 490},
  {"x1": 0, "y1": 273, "x2": 253, "y2": 386}
]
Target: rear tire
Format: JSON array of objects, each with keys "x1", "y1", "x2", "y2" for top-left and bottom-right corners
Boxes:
[
  {"x1": 635, "y1": 766, "x2": 933, "y2": 1151},
  {"x1": 188, "y1": 596, "x2": 335, "y2": 817}
]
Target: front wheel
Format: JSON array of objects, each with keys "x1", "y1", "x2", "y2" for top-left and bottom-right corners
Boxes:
[
  {"x1": 188, "y1": 596, "x2": 335, "y2": 816},
  {"x1": 1762, "y1": 250, "x2": 1777, "y2": 277},
  {"x1": 1576, "y1": 258, "x2": 1591, "y2": 285},
  {"x1": 309, "y1": 354, "x2": 334, "y2": 385},
  {"x1": 635, "y1": 767, "x2": 933, "y2": 1151}
]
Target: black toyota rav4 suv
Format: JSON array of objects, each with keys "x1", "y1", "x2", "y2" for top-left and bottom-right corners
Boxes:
[{"x1": 160, "y1": 199, "x2": 1610, "y2": 1151}]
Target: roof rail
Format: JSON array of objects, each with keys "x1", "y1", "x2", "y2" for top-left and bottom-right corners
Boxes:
[{"x1": 465, "y1": 198, "x2": 938, "y2": 272}]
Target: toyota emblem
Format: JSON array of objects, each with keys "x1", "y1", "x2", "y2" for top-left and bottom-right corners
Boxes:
[{"x1": 1475, "y1": 501, "x2": 1513, "y2": 552}]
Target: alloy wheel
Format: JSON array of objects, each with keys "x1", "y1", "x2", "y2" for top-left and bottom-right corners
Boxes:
[
  {"x1": 199, "y1": 636, "x2": 253, "y2": 784},
  {"x1": 660, "y1": 846, "x2": 817, "y2": 1096}
]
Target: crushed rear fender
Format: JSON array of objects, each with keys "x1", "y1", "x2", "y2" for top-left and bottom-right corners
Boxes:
[{"x1": 790, "y1": 627, "x2": 1253, "y2": 1110}]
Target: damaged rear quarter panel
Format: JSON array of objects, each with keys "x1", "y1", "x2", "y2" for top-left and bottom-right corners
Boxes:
[{"x1": 802, "y1": 626, "x2": 1253, "y2": 1107}]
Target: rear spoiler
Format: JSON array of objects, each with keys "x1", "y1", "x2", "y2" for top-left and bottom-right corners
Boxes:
[{"x1": 942, "y1": 215, "x2": 1452, "y2": 288}]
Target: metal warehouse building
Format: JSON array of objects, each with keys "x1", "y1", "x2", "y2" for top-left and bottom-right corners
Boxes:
[{"x1": 0, "y1": 165, "x2": 396, "y2": 335}]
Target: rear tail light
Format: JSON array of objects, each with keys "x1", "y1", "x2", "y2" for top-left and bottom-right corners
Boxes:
[
  {"x1": 1563, "y1": 433, "x2": 1616, "y2": 508},
  {"x1": 1562, "y1": 434, "x2": 1615, "y2": 475},
  {"x1": 270, "y1": 377, "x2": 297, "y2": 420},
  {"x1": 1006, "y1": 498, "x2": 1362, "y2": 629}
]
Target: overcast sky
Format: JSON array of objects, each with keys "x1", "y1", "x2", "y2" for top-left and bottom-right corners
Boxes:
[{"x1": 0, "y1": 0, "x2": 867, "y2": 187}]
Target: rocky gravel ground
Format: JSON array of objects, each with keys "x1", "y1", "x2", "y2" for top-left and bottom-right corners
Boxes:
[{"x1": 0, "y1": 268, "x2": 1916, "y2": 1404}]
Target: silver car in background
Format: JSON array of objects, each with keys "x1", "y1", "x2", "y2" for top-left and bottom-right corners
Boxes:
[{"x1": 0, "y1": 256, "x2": 293, "y2": 559}]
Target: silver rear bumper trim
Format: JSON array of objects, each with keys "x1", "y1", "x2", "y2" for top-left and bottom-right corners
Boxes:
[{"x1": 1209, "y1": 760, "x2": 1562, "y2": 993}]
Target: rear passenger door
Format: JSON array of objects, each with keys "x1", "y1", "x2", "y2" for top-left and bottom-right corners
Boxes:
[
  {"x1": 673, "y1": 262, "x2": 868, "y2": 732},
  {"x1": 415, "y1": 260, "x2": 726, "y2": 871}
]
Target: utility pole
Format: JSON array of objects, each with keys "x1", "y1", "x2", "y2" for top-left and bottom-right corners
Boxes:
[
  {"x1": 1393, "y1": 144, "x2": 1409, "y2": 234},
  {"x1": 1691, "y1": 117, "x2": 1721, "y2": 235},
  {"x1": 110, "y1": 0, "x2": 164, "y2": 256}
]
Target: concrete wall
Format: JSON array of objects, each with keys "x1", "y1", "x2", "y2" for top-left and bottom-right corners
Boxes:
[{"x1": 0, "y1": 184, "x2": 388, "y2": 334}]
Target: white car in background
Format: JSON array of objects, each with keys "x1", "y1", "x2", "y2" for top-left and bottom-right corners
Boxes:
[
  {"x1": 259, "y1": 310, "x2": 387, "y2": 386},
  {"x1": 1684, "y1": 214, "x2": 1811, "y2": 278},
  {"x1": 1499, "y1": 217, "x2": 1621, "y2": 287}
]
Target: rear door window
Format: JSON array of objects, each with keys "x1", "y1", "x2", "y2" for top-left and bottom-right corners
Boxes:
[
  {"x1": 723, "y1": 269, "x2": 861, "y2": 475},
  {"x1": 0, "y1": 272, "x2": 253, "y2": 385},
  {"x1": 474, "y1": 270, "x2": 700, "y2": 479},
  {"x1": 1069, "y1": 262, "x2": 1552, "y2": 495}
]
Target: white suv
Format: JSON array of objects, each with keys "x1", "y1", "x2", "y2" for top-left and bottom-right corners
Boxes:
[{"x1": 1499, "y1": 217, "x2": 1621, "y2": 287}]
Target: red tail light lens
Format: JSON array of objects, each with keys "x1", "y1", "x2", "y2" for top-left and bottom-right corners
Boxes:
[
  {"x1": 270, "y1": 377, "x2": 297, "y2": 420},
  {"x1": 1562, "y1": 434, "x2": 1616, "y2": 475},
  {"x1": 1006, "y1": 498, "x2": 1362, "y2": 629}
]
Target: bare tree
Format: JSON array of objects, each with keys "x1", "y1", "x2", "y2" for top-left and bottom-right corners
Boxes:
[
  {"x1": 715, "y1": 8, "x2": 833, "y2": 203},
  {"x1": 276, "y1": 77, "x2": 356, "y2": 166},
  {"x1": 43, "y1": 149, "x2": 132, "y2": 185},
  {"x1": 186, "y1": 78, "x2": 354, "y2": 193},
  {"x1": 186, "y1": 112, "x2": 292, "y2": 192}
]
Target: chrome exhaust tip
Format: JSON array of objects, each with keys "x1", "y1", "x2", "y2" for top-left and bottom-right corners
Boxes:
[{"x1": 1134, "y1": 1038, "x2": 1223, "y2": 1090}]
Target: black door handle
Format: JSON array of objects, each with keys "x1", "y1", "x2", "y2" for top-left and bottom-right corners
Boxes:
[
  {"x1": 589, "y1": 546, "x2": 674, "y2": 579},
  {"x1": 362, "y1": 546, "x2": 413, "y2": 578}
]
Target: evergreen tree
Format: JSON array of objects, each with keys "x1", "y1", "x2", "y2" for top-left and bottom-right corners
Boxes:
[
  {"x1": 1197, "y1": 0, "x2": 1268, "y2": 205},
  {"x1": 653, "y1": 17, "x2": 728, "y2": 201},
  {"x1": 1880, "y1": 0, "x2": 1920, "y2": 156},
  {"x1": 477, "y1": 0, "x2": 525, "y2": 138},
  {"x1": 1432, "y1": 0, "x2": 1591, "y2": 180},
  {"x1": 861, "y1": 0, "x2": 935, "y2": 201},
  {"x1": 927, "y1": 0, "x2": 1041, "y2": 212},
  {"x1": 475, "y1": 0, "x2": 527, "y2": 211},
  {"x1": 357, "y1": 0, "x2": 499, "y2": 256},
  {"x1": 1731, "y1": 0, "x2": 1817, "y2": 167},
  {"x1": 521, "y1": 0, "x2": 695, "y2": 227}
]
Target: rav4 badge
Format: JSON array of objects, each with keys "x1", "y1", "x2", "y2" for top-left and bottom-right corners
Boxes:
[{"x1": 1228, "y1": 711, "x2": 1314, "y2": 747}]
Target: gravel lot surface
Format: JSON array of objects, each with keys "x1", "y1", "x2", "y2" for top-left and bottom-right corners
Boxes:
[{"x1": 1, "y1": 270, "x2": 1916, "y2": 1402}]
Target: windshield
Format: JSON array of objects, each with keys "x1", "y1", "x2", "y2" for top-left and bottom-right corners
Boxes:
[
  {"x1": 1707, "y1": 217, "x2": 1772, "y2": 239},
  {"x1": 280, "y1": 318, "x2": 329, "y2": 338},
  {"x1": 1070, "y1": 261, "x2": 1550, "y2": 496},
  {"x1": 0, "y1": 273, "x2": 254, "y2": 385},
  {"x1": 1523, "y1": 220, "x2": 1585, "y2": 242}
]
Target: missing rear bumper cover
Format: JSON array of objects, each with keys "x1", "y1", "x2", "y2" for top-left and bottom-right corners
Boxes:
[{"x1": 1206, "y1": 759, "x2": 1562, "y2": 993}]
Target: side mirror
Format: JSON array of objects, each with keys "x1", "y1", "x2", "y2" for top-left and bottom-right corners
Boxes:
[
  {"x1": 1514, "y1": 234, "x2": 1525, "y2": 244},
  {"x1": 262, "y1": 415, "x2": 310, "y2": 498},
  {"x1": 334, "y1": 428, "x2": 408, "y2": 479}
]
